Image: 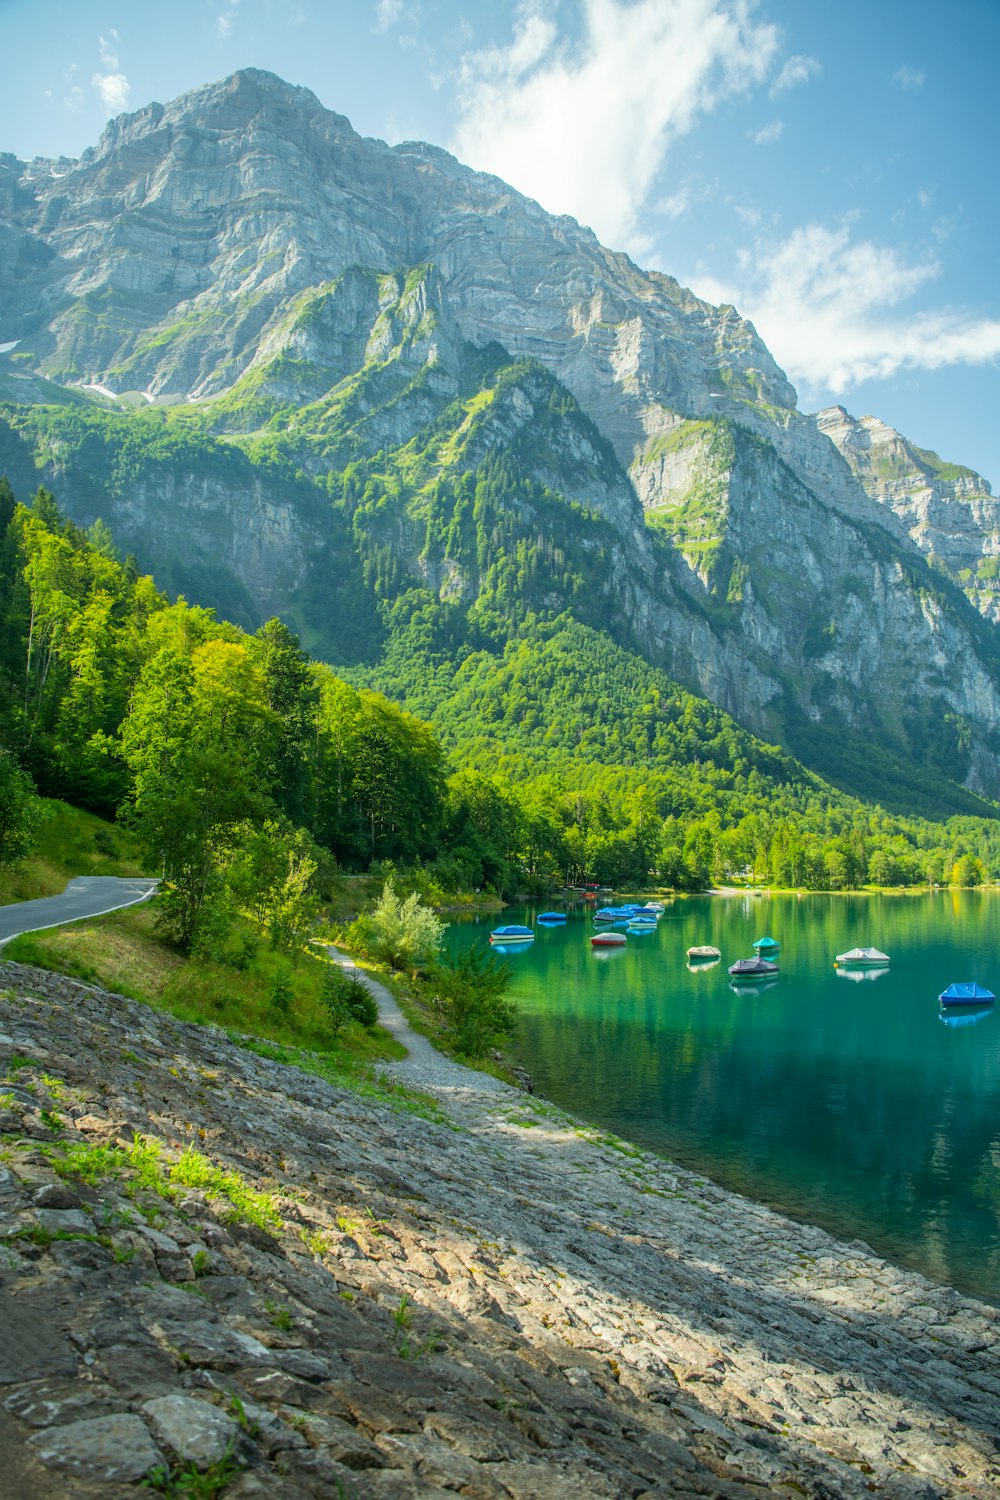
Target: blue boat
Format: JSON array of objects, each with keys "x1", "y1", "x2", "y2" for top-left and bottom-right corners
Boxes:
[
  {"x1": 490, "y1": 925, "x2": 534, "y2": 945},
  {"x1": 537, "y1": 912, "x2": 566, "y2": 923},
  {"x1": 939, "y1": 982, "x2": 995, "y2": 1008},
  {"x1": 753, "y1": 935, "x2": 780, "y2": 955}
]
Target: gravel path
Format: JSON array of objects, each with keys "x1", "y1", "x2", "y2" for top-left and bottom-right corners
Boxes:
[{"x1": 323, "y1": 944, "x2": 511, "y2": 1096}]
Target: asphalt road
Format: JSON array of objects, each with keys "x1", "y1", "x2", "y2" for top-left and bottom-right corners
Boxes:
[{"x1": 0, "y1": 876, "x2": 159, "y2": 947}]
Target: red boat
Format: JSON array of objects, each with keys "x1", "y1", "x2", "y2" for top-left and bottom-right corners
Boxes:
[{"x1": 591, "y1": 932, "x2": 627, "y2": 948}]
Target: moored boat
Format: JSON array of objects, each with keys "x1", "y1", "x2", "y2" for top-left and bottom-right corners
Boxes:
[
  {"x1": 835, "y1": 946, "x2": 890, "y2": 967},
  {"x1": 489, "y1": 925, "x2": 534, "y2": 945},
  {"x1": 939, "y1": 981, "x2": 995, "y2": 1008},
  {"x1": 728, "y1": 956, "x2": 779, "y2": 979},
  {"x1": 687, "y1": 945, "x2": 721, "y2": 961},
  {"x1": 537, "y1": 912, "x2": 567, "y2": 923},
  {"x1": 752, "y1": 936, "x2": 780, "y2": 955},
  {"x1": 591, "y1": 931, "x2": 627, "y2": 948}
]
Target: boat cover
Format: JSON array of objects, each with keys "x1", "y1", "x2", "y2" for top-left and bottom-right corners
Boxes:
[{"x1": 939, "y1": 982, "x2": 996, "y2": 1006}]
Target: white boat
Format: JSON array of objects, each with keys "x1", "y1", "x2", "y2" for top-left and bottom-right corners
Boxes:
[
  {"x1": 687, "y1": 945, "x2": 721, "y2": 961},
  {"x1": 835, "y1": 947, "x2": 890, "y2": 967}
]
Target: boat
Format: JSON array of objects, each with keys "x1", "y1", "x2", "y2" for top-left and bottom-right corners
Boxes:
[
  {"x1": 489, "y1": 925, "x2": 534, "y2": 945},
  {"x1": 627, "y1": 912, "x2": 658, "y2": 926},
  {"x1": 642, "y1": 901, "x2": 666, "y2": 914},
  {"x1": 728, "y1": 957, "x2": 779, "y2": 979},
  {"x1": 537, "y1": 912, "x2": 566, "y2": 923},
  {"x1": 591, "y1": 931, "x2": 627, "y2": 948},
  {"x1": 626, "y1": 921, "x2": 655, "y2": 934},
  {"x1": 835, "y1": 946, "x2": 890, "y2": 967},
  {"x1": 939, "y1": 982, "x2": 996, "y2": 1008},
  {"x1": 687, "y1": 945, "x2": 721, "y2": 962},
  {"x1": 752, "y1": 936, "x2": 780, "y2": 955}
]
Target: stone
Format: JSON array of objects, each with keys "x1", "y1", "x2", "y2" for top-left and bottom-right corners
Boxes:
[
  {"x1": 0, "y1": 1287, "x2": 79, "y2": 1384},
  {"x1": 27, "y1": 1411, "x2": 166, "y2": 1481},
  {"x1": 142, "y1": 1392, "x2": 259, "y2": 1470},
  {"x1": 35, "y1": 1208, "x2": 96, "y2": 1235}
]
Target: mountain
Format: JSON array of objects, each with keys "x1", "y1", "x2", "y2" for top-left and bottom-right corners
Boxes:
[{"x1": 2, "y1": 68, "x2": 999, "y2": 812}]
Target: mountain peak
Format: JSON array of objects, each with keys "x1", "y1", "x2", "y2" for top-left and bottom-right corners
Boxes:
[{"x1": 91, "y1": 69, "x2": 354, "y2": 162}]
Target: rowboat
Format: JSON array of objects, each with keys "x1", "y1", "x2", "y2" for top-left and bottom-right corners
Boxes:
[
  {"x1": 687, "y1": 945, "x2": 721, "y2": 962},
  {"x1": 489, "y1": 925, "x2": 534, "y2": 945},
  {"x1": 728, "y1": 957, "x2": 779, "y2": 979},
  {"x1": 939, "y1": 982, "x2": 995, "y2": 1008},
  {"x1": 591, "y1": 932, "x2": 627, "y2": 948},
  {"x1": 835, "y1": 947, "x2": 890, "y2": 967}
]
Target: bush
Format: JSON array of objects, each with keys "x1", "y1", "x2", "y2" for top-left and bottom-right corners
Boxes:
[
  {"x1": 346, "y1": 878, "x2": 444, "y2": 971},
  {"x1": 320, "y1": 966, "x2": 379, "y2": 1038}
]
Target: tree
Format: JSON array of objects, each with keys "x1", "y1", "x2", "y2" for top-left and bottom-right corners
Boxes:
[
  {"x1": 0, "y1": 750, "x2": 41, "y2": 866},
  {"x1": 951, "y1": 853, "x2": 985, "y2": 887},
  {"x1": 427, "y1": 943, "x2": 518, "y2": 1059},
  {"x1": 251, "y1": 618, "x2": 316, "y2": 826},
  {"x1": 120, "y1": 638, "x2": 276, "y2": 949}
]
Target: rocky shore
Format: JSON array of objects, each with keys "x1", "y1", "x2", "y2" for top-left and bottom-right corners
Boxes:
[{"x1": 2, "y1": 958, "x2": 999, "y2": 1498}]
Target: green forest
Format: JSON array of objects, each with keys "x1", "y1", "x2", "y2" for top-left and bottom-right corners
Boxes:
[{"x1": 1, "y1": 475, "x2": 999, "y2": 959}]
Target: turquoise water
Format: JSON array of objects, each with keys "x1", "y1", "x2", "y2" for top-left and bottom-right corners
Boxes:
[{"x1": 445, "y1": 892, "x2": 1000, "y2": 1303}]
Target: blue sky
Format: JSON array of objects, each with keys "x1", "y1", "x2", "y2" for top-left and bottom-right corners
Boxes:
[{"x1": 2, "y1": 0, "x2": 999, "y2": 490}]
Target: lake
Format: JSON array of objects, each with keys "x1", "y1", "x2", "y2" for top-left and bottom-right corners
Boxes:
[{"x1": 445, "y1": 891, "x2": 1000, "y2": 1304}]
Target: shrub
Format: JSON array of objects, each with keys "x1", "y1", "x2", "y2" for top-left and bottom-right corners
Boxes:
[
  {"x1": 320, "y1": 966, "x2": 379, "y2": 1037},
  {"x1": 426, "y1": 943, "x2": 517, "y2": 1059},
  {"x1": 346, "y1": 878, "x2": 444, "y2": 971}
]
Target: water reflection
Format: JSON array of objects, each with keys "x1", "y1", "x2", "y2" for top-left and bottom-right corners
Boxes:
[
  {"x1": 835, "y1": 965, "x2": 891, "y2": 983},
  {"x1": 939, "y1": 1005, "x2": 994, "y2": 1028},
  {"x1": 728, "y1": 978, "x2": 780, "y2": 998}
]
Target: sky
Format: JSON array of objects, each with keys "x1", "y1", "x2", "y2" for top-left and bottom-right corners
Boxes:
[{"x1": 2, "y1": 0, "x2": 999, "y2": 490}]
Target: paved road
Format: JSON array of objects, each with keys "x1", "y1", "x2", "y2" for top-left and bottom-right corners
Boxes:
[{"x1": 0, "y1": 876, "x2": 159, "y2": 947}]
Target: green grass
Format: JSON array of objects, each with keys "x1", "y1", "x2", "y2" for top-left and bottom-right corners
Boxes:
[{"x1": 0, "y1": 799, "x2": 145, "y2": 905}]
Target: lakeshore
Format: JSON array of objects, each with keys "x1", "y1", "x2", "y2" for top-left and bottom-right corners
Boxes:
[{"x1": 1, "y1": 957, "x2": 999, "y2": 1497}]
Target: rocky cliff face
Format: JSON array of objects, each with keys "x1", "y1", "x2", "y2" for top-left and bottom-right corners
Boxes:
[
  {"x1": 2, "y1": 68, "x2": 1000, "y2": 805},
  {"x1": 816, "y1": 406, "x2": 1000, "y2": 621}
]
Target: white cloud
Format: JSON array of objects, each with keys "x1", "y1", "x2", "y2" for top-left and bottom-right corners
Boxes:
[
  {"x1": 690, "y1": 223, "x2": 1000, "y2": 393},
  {"x1": 98, "y1": 32, "x2": 119, "y2": 70},
  {"x1": 770, "y1": 53, "x2": 819, "y2": 97},
  {"x1": 375, "y1": 0, "x2": 403, "y2": 33},
  {"x1": 93, "y1": 30, "x2": 129, "y2": 115},
  {"x1": 750, "y1": 118, "x2": 782, "y2": 145},
  {"x1": 659, "y1": 187, "x2": 693, "y2": 218},
  {"x1": 450, "y1": 0, "x2": 778, "y2": 250},
  {"x1": 892, "y1": 64, "x2": 925, "y2": 90},
  {"x1": 92, "y1": 71, "x2": 130, "y2": 115},
  {"x1": 64, "y1": 84, "x2": 85, "y2": 112},
  {"x1": 217, "y1": 0, "x2": 241, "y2": 39}
]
